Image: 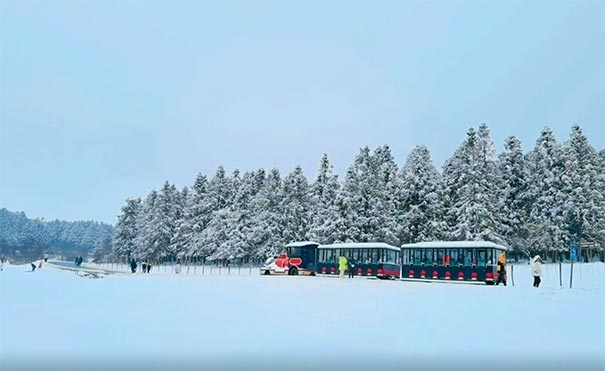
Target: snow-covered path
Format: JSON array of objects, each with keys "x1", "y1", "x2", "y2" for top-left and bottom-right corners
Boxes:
[{"x1": 1, "y1": 263, "x2": 603, "y2": 371}]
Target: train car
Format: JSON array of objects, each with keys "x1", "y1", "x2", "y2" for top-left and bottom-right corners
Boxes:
[
  {"x1": 317, "y1": 242, "x2": 401, "y2": 279},
  {"x1": 400, "y1": 241, "x2": 510, "y2": 285}
]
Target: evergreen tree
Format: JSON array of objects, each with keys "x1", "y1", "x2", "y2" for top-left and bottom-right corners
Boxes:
[
  {"x1": 497, "y1": 136, "x2": 530, "y2": 251},
  {"x1": 398, "y1": 145, "x2": 446, "y2": 243},
  {"x1": 308, "y1": 154, "x2": 341, "y2": 244},
  {"x1": 112, "y1": 198, "x2": 141, "y2": 261},
  {"x1": 526, "y1": 127, "x2": 567, "y2": 253},
  {"x1": 561, "y1": 126, "x2": 604, "y2": 247},
  {"x1": 280, "y1": 166, "x2": 311, "y2": 244},
  {"x1": 248, "y1": 168, "x2": 285, "y2": 259},
  {"x1": 443, "y1": 125, "x2": 503, "y2": 242}
]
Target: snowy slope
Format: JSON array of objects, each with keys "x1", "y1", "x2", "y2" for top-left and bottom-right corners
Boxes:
[{"x1": 1, "y1": 263, "x2": 604, "y2": 371}]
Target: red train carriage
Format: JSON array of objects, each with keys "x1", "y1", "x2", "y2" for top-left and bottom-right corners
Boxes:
[{"x1": 400, "y1": 241, "x2": 510, "y2": 285}]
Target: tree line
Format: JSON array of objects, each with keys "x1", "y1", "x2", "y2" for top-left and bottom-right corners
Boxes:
[
  {"x1": 0, "y1": 208, "x2": 114, "y2": 262},
  {"x1": 109, "y1": 124, "x2": 604, "y2": 264}
]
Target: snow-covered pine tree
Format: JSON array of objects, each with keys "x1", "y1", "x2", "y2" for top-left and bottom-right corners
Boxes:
[
  {"x1": 132, "y1": 182, "x2": 180, "y2": 262},
  {"x1": 340, "y1": 146, "x2": 372, "y2": 242},
  {"x1": 112, "y1": 198, "x2": 141, "y2": 262},
  {"x1": 443, "y1": 125, "x2": 504, "y2": 243},
  {"x1": 194, "y1": 167, "x2": 238, "y2": 261},
  {"x1": 222, "y1": 170, "x2": 266, "y2": 262},
  {"x1": 280, "y1": 166, "x2": 311, "y2": 244},
  {"x1": 526, "y1": 127, "x2": 567, "y2": 255},
  {"x1": 398, "y1": 145, "x2": 446, "y2": 243},
  {"x1": 185, "y1": 174, "x2": 213, "y2": 259},
  {"x1": 308, "y1": 154, "x2": 342, "y2": 244},
  {"x1": 561, "y1": 125, "x2": 604, "y2": 251},
  {"x1": 248, "y1": 168, "x2": 285, "y2": 260},
  {"x1": 133, "y1": 190, "x2": 158, "y2": 260},
  {"x1": 497, "y1": 136, "x2": 530, "y2": 252},
  {"x1": 169, "y1": 186, "x2": 194, "y2": 260},
  {"x1": 339, "y1": 146, "x2": 400, "y2": 244},
  {"x1": 370, "y1": 145, "x2": 400, "y2": 244}
]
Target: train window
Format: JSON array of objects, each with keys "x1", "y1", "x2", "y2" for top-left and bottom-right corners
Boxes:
[
  {"x1": 487, "y1": 249, "x2": 493, "y2": 265},
  {"x1": 402, "y1": 249, "x2": 409, "y2": 264},
  {"x1": 413, "y1": 249, "x2": 421, "y2": 264},
  {"x1": 477, "y1": 249, "x2": 486, "y2": 266},
  {"x1": 441, "y1": 249, "x2": 451, "y2": 266},
  {"x1": 437, "y1": 249, "x2": 444, "y2": 266},
  {"x1": 425, "y1": 249, "x2": 434, "y2": 265},
  {"x1": 385, "y1": 250, "x2": 396, "y2": 264},
  {"x1": 323, "y1": 249, "x2": 331, "y2": 263},
  {"x1": 459, "y1": 249, "x2": 464, "y2": 265},
  {"x1": 361, "y1": 249, "x2": 368, "y2": 263},
  {"x1": 463, "y1": 249, "x2": 472, "y2": 266},
  {"x1": 451, "y1": 249, "x2": 460, "y2": 266},
  {"x1": 352, "y1": 249, "x2": 359, "y2": 261},
  {"x1": 397, "y1": 251, "x2": 400, "y2": 264},
  {"x1": 371, "y1": 250, "x2": 378, "y2": 264}
]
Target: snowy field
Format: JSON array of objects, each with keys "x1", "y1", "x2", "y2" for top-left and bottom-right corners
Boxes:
[{"x1": 1, "y1": 263, "x2": 604, "y2": 371}]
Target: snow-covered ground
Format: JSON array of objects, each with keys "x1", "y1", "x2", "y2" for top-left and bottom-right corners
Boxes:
[{"x1": 1, "y1": 262, "x2": 604, "y2": 371}]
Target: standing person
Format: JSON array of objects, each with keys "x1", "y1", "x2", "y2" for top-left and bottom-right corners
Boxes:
[
  {"x1": 146, "y1": 262, "x2": 152, "y2": 273},
  {"x1": 338, "y1": 256, "x2": 348, "y2": 279},
  {"x1": 31, "y1": 262, "x2": 37, "y2": 272},
  {"x1": 142, "y1": 261, "x2": 147, "y2": 274},
  {"x1": 175, "y1": 259, "x2": 182, "y2": 274},
  {"x1": 531, "y1": 255, "x2": 543, "y2": 288},
  {"x1": 44, "y1": 253, "x2": 48, "y2": 263},
  {"x1": 348, "y1": 258, "x2": 356, "y2": 278},
  {"x1": 130, "y1": 258, "x2": 137, "y2": 274},
  {"x1": 496, "y1": 252, "x2": 507, "y2": 286}
]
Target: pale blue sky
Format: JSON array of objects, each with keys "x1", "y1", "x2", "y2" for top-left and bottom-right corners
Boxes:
[{"x1": 1, "y1": 0, "x2": 603, "y2": 224}]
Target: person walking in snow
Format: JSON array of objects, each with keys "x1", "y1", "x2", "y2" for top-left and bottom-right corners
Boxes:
[
  {"x1": 496, "y1": 252, "x2": 507, "y2": 286},
  {"x1": 531, "y1": 255, "x2": 543, "y2": 288},
  {"x1": 130, "y1": 258, "x2": 137, "y2": 274},
  {"x1": 338, "y1": 256, "x2": 348, "y2": 279},
  {"x1": 348, "y1": 258, "x2": 356, "y2": 278},
  {"x1": 31, "y1": 262, "x2": 37, "y2": 272}
]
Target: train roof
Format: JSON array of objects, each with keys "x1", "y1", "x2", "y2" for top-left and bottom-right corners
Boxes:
[
  {"x1": 286, "y1": 241, "x2": 319, "y2": 248},
  {"x1": 401, "y1": 241, "x2": 510, "y2": 251},
  {"x1": 319, "y1": 242, "x2": 400, "y2": 252}
]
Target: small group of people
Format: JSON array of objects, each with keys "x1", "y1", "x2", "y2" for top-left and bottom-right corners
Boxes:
[
  {"x1": 129, "y1": 258, "x2": 152, "y2": 274},
  {"x1": 337, "y1": 256, "x2": 359, "y2": 279},
  {"x1": 31, "y1": 260, "x2": 43, "y2": 271},
  {"x1": 495, "y1": 252, "x2": 543, "y2": 288},
  {"x1": 74, "y1": 256, "x2": 84, "y2": 267}
]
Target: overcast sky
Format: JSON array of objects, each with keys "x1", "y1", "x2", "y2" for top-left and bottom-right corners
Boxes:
[{"x1": 1, "y1": 0, "x2": 603, "y2": 224}]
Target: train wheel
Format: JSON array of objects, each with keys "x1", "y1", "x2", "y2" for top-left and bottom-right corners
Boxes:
[
  {"x1": 288, "y1": 267, "x2": 299, "y2": 276},
  {"x1": 264, "y1": 270, "x2": 271, "y2": 275}
]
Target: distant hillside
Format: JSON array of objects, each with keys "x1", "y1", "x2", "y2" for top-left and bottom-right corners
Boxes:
[{"x1": 0, "y1": 208, "x2": 114, "y2": 262}]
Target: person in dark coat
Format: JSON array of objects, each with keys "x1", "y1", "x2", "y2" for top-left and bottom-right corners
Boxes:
[
  {"x1": 348, "y1": 259, "x2": 356, "y2": 278},
  {"x1": 146, "y1": 262, "x2": 152, "y2": 273},
  {"x1": 495, "y1": 252, "x2": 507, "y2": 286},
  {"x1": 142, "y1": 262, "x2": 147, "y2": 273},
  {"x1": 31, "y1": 262, "x2": 37, "y2": 272},
  {"x1": 130, "y1": 258, "x2": 137, "y2": 273}
]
